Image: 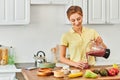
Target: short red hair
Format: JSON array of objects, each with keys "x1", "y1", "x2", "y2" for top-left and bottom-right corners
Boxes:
[{"x1": 67, "y1": 6, "x2": 83, "y2": 20}]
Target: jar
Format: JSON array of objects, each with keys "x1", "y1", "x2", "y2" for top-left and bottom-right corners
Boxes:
[
  {"x1": 0, "y1": 47, "x2": 8, "y2": 65},
  {"x1": 62, "y1": 65, "x2": 70, "y2": 74}
]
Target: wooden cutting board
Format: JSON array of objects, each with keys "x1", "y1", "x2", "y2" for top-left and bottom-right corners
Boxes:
[{"x1": 22, "y1": 66, "x2": 120, "y2": 80}]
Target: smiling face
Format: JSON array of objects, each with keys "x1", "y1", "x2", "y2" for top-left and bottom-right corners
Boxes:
[
  {"x1": 67, "y1": 6, "x2": 83, "y2": 28},
  {"x1": 69, "y1": 13, "x2": 83, "y2": 28}
]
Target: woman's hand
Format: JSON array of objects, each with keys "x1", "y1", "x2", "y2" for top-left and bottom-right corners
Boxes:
[
  {"x1": 73, "y1": 61, "x2": 89, "y2": 69},
  {"x1": 95, "y1": 36, "x2": 107, "y2": 48},
  {"x1": 95, "y1": 36, "x2": 103, "y2": 45}
]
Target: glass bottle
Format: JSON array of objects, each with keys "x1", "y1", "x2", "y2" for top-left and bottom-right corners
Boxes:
[{"x1": 8, "y1": 46, "x2": 15, "y2": 65}]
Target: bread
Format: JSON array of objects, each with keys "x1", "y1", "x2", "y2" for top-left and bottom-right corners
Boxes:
[
  {"x1": 37, "y1": 68, "x2": 53, "y2": 76},
  {"x1": 53, "y1": 70, "x2": 64, "y2": 77},
  {"x1": 37, "y1": 71, "x2": 53, "y2": 76},
  {"x1": 38, "y1": 68, "x2": 52, "y2": 72}
]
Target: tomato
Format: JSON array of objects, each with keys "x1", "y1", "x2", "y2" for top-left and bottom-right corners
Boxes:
[
  {"x1": 108, "y1": 68, "x2": 116, "y2": 76},
  {"x1": 112, "y1": 68, "x2": 119, "y2": 75},
  {"x1": 108, "y1": 68, "x2": 119, "y2": 76}
]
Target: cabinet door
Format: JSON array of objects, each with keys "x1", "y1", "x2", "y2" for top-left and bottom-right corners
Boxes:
[
  {"x1": 65, "y1": 0, "x2": 87, "y2": 24},
  {"x1": 0, "y1": 0, "x2": 5, "y2": 23},
  {"x1": 31, "y1": 0, "x2": 51, "y2": 4},
  {"x1": 0, "y1": 0, "x2": 30, "y2": 25},
  {"x1": 73, "y1": 0, "x2": 87, "y2": 24},
  {"x1": 108, "y1": 0, "x2": 120, "y2": 24},
  {"x1": 0, "y1": 77, "x2": 9, "y2": 80},
  {"x1": 0, "y1": 73, "x2": 15, "y2": 80},
  {"x1": 31, "y1": 0, "x2": 69, "y2": 4},
  {"x1": 52, "y1": 0, "x2": 70, "y2": 4},
  {"x1": 64, "y1": 0, "x2": 72, "y2": 24},
  {"x1": 88, "y1": 0, "x2": 106, "y2": 24}
]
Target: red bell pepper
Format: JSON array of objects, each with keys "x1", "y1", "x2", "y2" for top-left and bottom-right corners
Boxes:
[{"x1": 108, "y1": 68, "x2": 119, "y2": 76}]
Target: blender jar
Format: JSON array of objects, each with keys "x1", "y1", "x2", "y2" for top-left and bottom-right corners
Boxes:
[{"x1": 86, "y1": 40, "x2": 110, "y2": 59}]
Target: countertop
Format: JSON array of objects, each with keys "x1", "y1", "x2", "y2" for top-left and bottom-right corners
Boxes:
[
  {"x1": 21, "y1": 65, "x2": 120, "y2": 80},
  {"x1": 15, "y1": 63, "x2": 120, "y2": 80}
]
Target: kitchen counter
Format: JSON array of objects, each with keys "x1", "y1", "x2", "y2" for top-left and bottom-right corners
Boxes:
[
  {"x1": 21, "y1": 64, "x2": 120, "y2": 80},
  {"x1": 15, "y1": 63, "x2": 35, "y2": 80}
]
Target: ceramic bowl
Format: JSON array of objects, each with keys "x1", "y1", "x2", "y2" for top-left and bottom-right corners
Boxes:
[{"x1": 38, "y1": 62, "x2": 55, "y2": 68}]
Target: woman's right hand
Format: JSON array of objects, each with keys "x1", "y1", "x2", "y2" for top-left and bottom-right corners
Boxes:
[{"x1": 73, "y1": 61, "x2": 89, "y2": 69}]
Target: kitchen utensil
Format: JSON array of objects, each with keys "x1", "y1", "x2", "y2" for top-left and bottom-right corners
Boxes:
[
  {"x1": 33, "y1": 51, "x2": 47, "y2": 67},
  {"x1": 33, "y1": 50, "x2": 55, "y2": 68},
  {"x1": 51, "y1": 45, "x2": 59, "y2": 63},
  {"x1": 86, "y1": 40, "x2": 110, "y2": 59},
  {"x1": 38, "y1": 62, "x2": 55, "y2": 68}
]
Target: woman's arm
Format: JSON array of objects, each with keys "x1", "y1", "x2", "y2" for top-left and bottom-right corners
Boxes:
[
  {"x1": 60, "y1": 45, "x2": 87, "y2": 69},
  {"x1": 60, "y1": 45, "x2": 74, "y2": 66}
]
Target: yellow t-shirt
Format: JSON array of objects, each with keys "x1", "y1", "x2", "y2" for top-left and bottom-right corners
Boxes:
[{"x1": 60, "y1": 27, "x2": 99, "y2": 65}]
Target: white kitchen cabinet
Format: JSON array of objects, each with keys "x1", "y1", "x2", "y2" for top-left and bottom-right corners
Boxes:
[
  {"x1": 0, "y1": 65, "x2": 21, "y2": 80},
  {"x1": 0, "y1": 73, "x2": 15, "y2": 80},
  {"x1": 31, "y1": 0, "x2": 70, "y2": 4},
  {"x1": 88, "y1": 0, "x2": 120, "y2": 24},
  {"x1": 108, "y1": 0, "x2": 120, "y2": 24},
  {"x1": 31, "y1": 0, "x2": 51, "y2": 4},
  {"x1": 0, "y1": 0, "x2": 30, "y2": 25},
  {"x1": 65, "y1": 0, "x2": 87, "y2": 24},
  {"x1": 51, "y1": 0, "x2": 70, "y2": 4}
]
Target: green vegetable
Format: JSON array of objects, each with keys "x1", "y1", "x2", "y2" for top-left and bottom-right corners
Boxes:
[
  {"x1": 92, "y1": 69, "x2": 100, "y2": 74},
  {"x1": 84, "y1": 70, "x2": 98, "y2": 78},
  {"x1": 99, "y1": 68, "x2": 108, "y2": 76}
]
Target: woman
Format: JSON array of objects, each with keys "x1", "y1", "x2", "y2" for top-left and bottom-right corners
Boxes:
[{"x1": 60, "y1": 6, "x2": 107, "y2": 69}]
